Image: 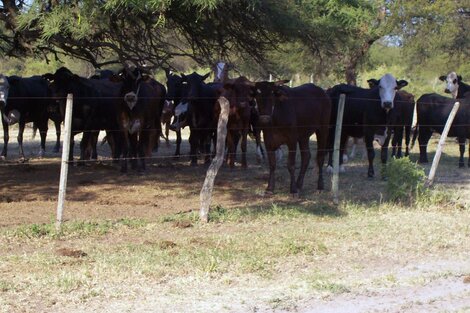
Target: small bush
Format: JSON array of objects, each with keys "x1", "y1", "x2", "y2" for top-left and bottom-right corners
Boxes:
[{"x1": 385, "y1": 157, "x2": 426, "y2": 203}]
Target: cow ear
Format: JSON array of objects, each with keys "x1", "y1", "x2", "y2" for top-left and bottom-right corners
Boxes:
[
  {"x1": 202, "y1": 72, "x2": 211, "y2": 81},
  {"x1": 43, "y1": 73, "x2": 55, "y2": 82},
  {"x1": 274, "y1": 79, "x2": 289, "y2": 86},
  {"x1": 439, "y1": 75, "x2": 447, "y2": 82},
  {"x1": 458, "y1": 75, "x2": 463, "y2": 82},
  {"x1": 396, "y1": 80, "x2": 408, "y2": 90},
  {"x1": 367, "y1": 79, "x2": 379, "y2": 88}
]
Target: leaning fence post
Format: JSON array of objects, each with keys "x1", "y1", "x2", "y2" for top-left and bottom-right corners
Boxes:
[
  {"x1": 200, "y1": 96, "x2": 230, "y2": 223},
  {"x1": 332, "y1": 94, "x2": 346, "y2": 205},
  {"x1": 269, "y1": 74, "x2": 273, "y2": 82},
  {"x1": 56, "y1": 94, "x2": 73, "y2": 230},
  {"x1": 427, "y1": 101, "x2": 460, "y2": 186}
]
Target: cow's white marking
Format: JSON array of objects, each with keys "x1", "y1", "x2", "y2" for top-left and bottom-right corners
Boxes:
[
  {"x1": 6, "y1": 109, "x2": 20, "y2": 125},
  {"x1": 174, "y1": 102, "x2": 188, "y2": 116},
  {"x1": 129, "y1": 119, "x2": 141, "y2": 135},
  {"x1": 326, "y1": 165, "x2": 333, "y2": 174},
  {"x1": 444, "y1": 72, "x2": 459, "y2": 99}
]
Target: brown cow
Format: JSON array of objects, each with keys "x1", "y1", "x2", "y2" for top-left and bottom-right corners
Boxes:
[
  {"x1": 255, "y1": 81, "x2": 332, "y2": 195},
  {"x1": 216, "y1": 76, "x2": 254, "y2": 168}
]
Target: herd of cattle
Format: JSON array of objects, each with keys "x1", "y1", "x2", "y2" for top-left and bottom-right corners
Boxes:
[{"x1": 0, "y1": 63, "x2": 469, "y2": 195}]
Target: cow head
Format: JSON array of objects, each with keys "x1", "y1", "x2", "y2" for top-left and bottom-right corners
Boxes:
[
  {"x1": 439, "y1": 72, "x2": 461, "y2": 99},
  {"x1": 221, "y1": 77, "x2": 255, "y2": 111},
  {"x1": 254, "y1": 80, "x2": 290, "y2": 125},
  {"x1": 118, "y1": 66, "x2": 151, "y2": 110},
  {"x1": 181, "y1": 72, "x2": 210, "y2": 102},
  {"x1": 367, "y1": 73, "x2": 408, "y2": 112}
]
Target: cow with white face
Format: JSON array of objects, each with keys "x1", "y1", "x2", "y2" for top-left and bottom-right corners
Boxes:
[
  {"x1": 439, "y1": 72, "x2": 470, "y2": 99},
  {"x1": 326, "y1": 73, "x2": 409, "y2": 178}
]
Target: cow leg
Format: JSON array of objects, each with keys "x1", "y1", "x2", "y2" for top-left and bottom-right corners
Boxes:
[
  {"x1": 296, "y1": 138, "x2": 311, "y2": 191},
  {"x1": 204, "y1": 133, "x2": 212, "y2": 165},
  {"x1": 380, "y1": 134, "x2": 391, "y2": 165},
  {"x1": 241, "y1": 129, "x2": 248, "y2": 169},
  {"x1": 418, "y1": 128, "x2": 431, "y2": 163},
  {"x1": 458, "y1": 137, "x2": 465, "y2": 168},
  {"x1": 265, "y1": 148, "x2": 277, "y2": 194},
  {"x1": 1, "y1": 117, "x2": 9, "y2": 159},
  {"x1": 53, "y1": 120, "x2": 61, "y2": 153},
  {"x1": 17, "y1": 121, "x2": 26, "y2": 162},
  {"x1": 255, "y1": 129, "x2": 265, "y2": 163},
  {"x1": 188, "y1": 130, "x2": 198, "y2": 166},
  {"x1": 120, "y1": 131, "x2": 129, "y2": 173},
  {"x1": 90, "y1": 131, "x2": 99, "y2": 160},
  {"x1": 404, "y1": 125, "x2": 411, "y2": 157},
  {"x1": 395, "y1": 126, "x2": 404, "y2": 158},
  {"x1": 287, "y1": 142, "x2": 298, "y2": 195},
  {"x1": 174, "y1": 130, "x2": 182, "y2": 157},
  {"x1": 226, "y1": 131, "x2": 236, "y2": 168},
  {"x1": 38, "y1": 124, "x2": 48, "y2": 158},
  {"x1": 365, "y1": 133, "x2": 375, "y2": 178},
  {"x1": 164, "y1": 122, "x2": 170, "y2": 147},
  {"x1": 79, "y1": 131, "x2": 90, "y2": 165}
]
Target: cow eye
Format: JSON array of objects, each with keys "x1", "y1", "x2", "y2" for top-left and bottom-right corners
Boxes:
[
  {"x1": 256, "y1": 89, "x2": 261, "y2": 94},
  {"x1": 453, "y1": 79, "x2": 457, "y2": 84}
]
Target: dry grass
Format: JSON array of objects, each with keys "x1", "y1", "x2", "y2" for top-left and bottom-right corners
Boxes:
[{"x1": 0, "y1": 132, "x2": 469, "y2": 312}]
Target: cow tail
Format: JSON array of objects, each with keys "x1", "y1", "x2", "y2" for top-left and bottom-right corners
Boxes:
[{"x1": 410, "y1": 124, "x2": 418, "y2": 151}]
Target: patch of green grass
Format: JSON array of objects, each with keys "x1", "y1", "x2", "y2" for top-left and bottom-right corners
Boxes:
[
  {"x1": 0, "y1": 280, "x2": 15, "y2": 292},
  {"x1": 4, "y1": 218, "x2": 150, "y2": 239}
]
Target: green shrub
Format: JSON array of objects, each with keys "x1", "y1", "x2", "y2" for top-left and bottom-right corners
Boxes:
[{"x1": 385, "y1": 157, "x2": 426, "y2": 203}]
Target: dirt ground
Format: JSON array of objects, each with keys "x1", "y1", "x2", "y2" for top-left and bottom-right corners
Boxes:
[{"x1": 1, "y1": 126, "x2": 469, "y2": 313}]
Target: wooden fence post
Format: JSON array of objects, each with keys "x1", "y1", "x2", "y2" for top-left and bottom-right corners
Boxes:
[
  {"x1": 427, "y1": 101, "x2": 460, "y2": 186},
  {"x1": 269, "y1": 74, "x2": 273, "y2": 82},
  {"x1": 56, "y1": 94, "x2": 73, "y2": 230},
  {"x1": 332, "y1": 94, "x2": 346, "y2": 205},
  {"x1": 200, "y1": 96, "x2": 230, "y2": 223}
]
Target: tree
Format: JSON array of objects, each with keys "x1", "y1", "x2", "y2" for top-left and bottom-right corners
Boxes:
[{"x1": 0, "y1": 0, "x2": 304, "y2": 69}]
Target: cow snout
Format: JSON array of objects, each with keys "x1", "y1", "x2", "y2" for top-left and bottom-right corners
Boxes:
[
  {"x1": 258, "y1": 115, "x2": 272, "y2": 125},
  {"x1": 444, "y1": 88, "x2": 451, "y2": 94},
  {"x1": 382, "y1": 101, "x2": 393, "y2": 112}
]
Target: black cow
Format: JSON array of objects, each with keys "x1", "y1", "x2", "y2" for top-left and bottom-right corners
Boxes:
[
  {"x1": 439, "y1": 72, "x2": 470, "y2": 100},
  {"x1": 43, "y1": 67, "x2": 123, "y2": 164},
  {"x1": 0, "y1": 75, "x2": 52, "y2": 161},
  {"x1": 165, "y1": 70, "x2": 186, "y2": 156},
  {"x1": 255, "y1": 81, "x2": 331, "y2": 195},
  {"x1": 327, "y1": 73, "x2": 409, "y2": 178},
  {"x1": 181, "y1": 72, "x2": 221, "y2": 165},
  {"x1": 413, "y1": 93, "x2": 470, "y2": 167},
  {"x1": 115, "y1": 67, "x2": 166, "y2": 172}
]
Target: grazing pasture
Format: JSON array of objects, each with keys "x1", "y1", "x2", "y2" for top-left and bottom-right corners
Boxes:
[{"x1": 0, "y1": 126, "x2": 469, "y2": 313}]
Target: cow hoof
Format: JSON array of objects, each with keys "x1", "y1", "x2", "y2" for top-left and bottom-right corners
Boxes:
[
  {"x1": 18, "y1": 157, "x2": 26, "y2": 163},
  {"x1": 459, "y1": 163, "x2": 465, "y2": 168},
  {"x1": 0, "y1": 155, "x2": 5, "y2": 161},
  {"x1": 291, "y1": 192, "x2": 299, "y2": 199},
  {"x1": 339, "y1": 165, "x2": 346, "y2": 173},
  {"x1": 190, "y1": 161, "x2": 197, "y2": 167}
]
